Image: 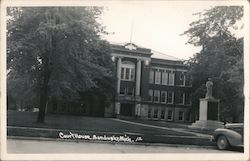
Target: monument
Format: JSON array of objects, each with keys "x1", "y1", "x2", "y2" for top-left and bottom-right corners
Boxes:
[{"x1": 189, "y1": 78, "x2": 224, "y2": 130}]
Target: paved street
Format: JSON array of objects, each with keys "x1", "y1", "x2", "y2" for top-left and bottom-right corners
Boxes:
[{"x1": 7, "y1": 138, "x2": 238, "y2": 153}]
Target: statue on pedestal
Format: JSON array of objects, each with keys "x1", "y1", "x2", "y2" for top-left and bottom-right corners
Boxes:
[{"x1": 206, "y1": 78, "x2": 213, "y2": 99}]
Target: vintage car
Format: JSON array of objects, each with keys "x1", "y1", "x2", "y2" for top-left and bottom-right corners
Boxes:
[{"x1": 212, "y1": 123, "x2": 244, "y2": 150}]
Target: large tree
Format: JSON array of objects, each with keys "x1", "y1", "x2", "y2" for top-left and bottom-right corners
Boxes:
[
  {"x1": 182, "y1": 6, "x2": 244, "y2": 122},
  {"x1": 7, "y1": 7, "x2": 116, "y2": 123}
]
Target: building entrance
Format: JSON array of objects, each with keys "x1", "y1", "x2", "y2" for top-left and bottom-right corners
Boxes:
[{"x1": 120, "y1": 103, "x2": 135, "y2": 116}]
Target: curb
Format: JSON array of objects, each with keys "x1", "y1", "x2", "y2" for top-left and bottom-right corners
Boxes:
[{"x1": 8, "y1": 126, "x2": 216, "y2": 146}]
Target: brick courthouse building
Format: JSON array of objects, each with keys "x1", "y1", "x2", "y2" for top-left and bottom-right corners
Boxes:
[{"x1": 105, "y1": 43, "x2": 193, "y2": 122}]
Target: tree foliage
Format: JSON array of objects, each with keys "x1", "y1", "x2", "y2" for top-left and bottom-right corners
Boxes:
[
  {"x1": 182, "y1": 6, "x2": 244, "y2": 122},
  {"x1": 7, "y1": 7, "x2": 116, "y2": 122}
]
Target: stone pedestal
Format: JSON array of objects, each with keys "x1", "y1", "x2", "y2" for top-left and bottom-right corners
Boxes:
[
  {"x1": 199, "y1": 98, "x2": 220, "y2": 121},
  {"x1": 189, "y1": 98, "x2": 224, "y2": 130}
]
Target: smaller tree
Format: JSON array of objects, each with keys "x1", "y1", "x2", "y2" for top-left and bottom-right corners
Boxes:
[{"x1": 183, "y1": 6, "x2": 244, "y2": 122}]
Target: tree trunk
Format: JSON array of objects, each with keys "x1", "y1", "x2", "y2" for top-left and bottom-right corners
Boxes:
[
  {"x1": 37, "y1": 50, "x2": 51, "y2": 123},
  {"x1": 37, "y1": 72, "x2": 50, "y2": 123}
]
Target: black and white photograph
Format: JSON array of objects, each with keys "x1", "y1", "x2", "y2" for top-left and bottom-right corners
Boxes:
[{"x1": 1, "y1": 0, "x2": 249, "y2": 160}]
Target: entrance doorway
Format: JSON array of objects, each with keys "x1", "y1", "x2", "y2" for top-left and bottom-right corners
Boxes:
[{"x1": 120, "y1": 103, "x2": 135, "y2": 116}]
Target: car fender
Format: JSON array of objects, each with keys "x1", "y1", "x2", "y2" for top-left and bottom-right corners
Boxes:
[{"x1": 214, "y1": 129, "x2": 242, "y2": 147}]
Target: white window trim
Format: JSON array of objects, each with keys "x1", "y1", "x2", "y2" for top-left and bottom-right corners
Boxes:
[
  {"x1": 153, "y1": 108, "x2": 158, "y2": 119},
  {"x1": 176, "y1": 92, "x2": 185, "y2": 105},
  {"x1": 121, "y1": 61, "x2": 135, "y2": 81},
  {"x1": 168, "y1": 72, "x2": 175, "y2": 86},
  {"x1": 154, "y1": 90, "x2": 160, "y2": 103},
  {"x1": 149, "y1": 70, "x2": 154, "y2": 84},
  {"x1": 178, "y1": 111, "x2": 185, "y2": 121},
  {"x1": 161, "y1": 91, "x2": 167, "y2": 104},
  {"x1": 160, "y1": 109, "x2": 166, "y2": 120},
  {"x1": 186, "y1": 93, "x2": 192, "y2": 105},
  {"x1": 161, "y1": 72, "x2": 168, "y2": 85},
  {"x1": 167, "y1": 110, "x2": 173, "y2": 121},
  {"x1": 167, "y1": 92, "x2": 174, "y2": 104},
  {"x1": 155, "y1": 70, "x2": 161, "y2": 84},
  {"x1": 176, "y1": 72, "x2": 186, "y2": 87}
]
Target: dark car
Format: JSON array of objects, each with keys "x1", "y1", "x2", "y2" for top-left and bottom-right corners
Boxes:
[{"x1": 212, "y1": 123, "x2": 243, "y2": 150}]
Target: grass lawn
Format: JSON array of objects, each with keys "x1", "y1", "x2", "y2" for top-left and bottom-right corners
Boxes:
[{"x1": 7, "y1": 110, "x2": 193, "y2": 136}]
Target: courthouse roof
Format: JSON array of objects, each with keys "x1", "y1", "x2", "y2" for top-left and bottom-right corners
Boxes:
[
  {"x1": 151, "y1": 50, "x2": 182, "y2": 61},
  {"x1": 110, "y1": 42, "x2": 182, "y2": 62}
]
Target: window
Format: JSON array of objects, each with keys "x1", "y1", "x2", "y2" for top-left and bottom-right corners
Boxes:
[
  {"x1": 185, "y1": 93, "x2": 191, "y2": 105},
  {"x1": 167, "y1": 110, "x2": 173, "y2": 121},
  {"x1": 154, "y1": 90, "x2": 160, "y2": 103},
  {"x1": 161, "y1": 91, "x2": 167, "y2": 103},
  {"x1": 168, "y1": 72, "x2": 175, "y2": 85},
  {"x1": 186, "y1": 112, "x2": 191, "y2": 121},
  {"x1": 120, "y1": 87, "x2": 134, "y2": 96},
  {"x1": 178, "y1": 111, "x2": 184, "y2": 121},
  {"x1": 131, "y1": 68, "x2": 135, "y2": 81},
  {"x1": 149, "y1": 70, "x2": 154, "y2": 83},
  {"x1": 148, "y1": 108, "x2": 152, "y2": 118},
  {"x1": 167, "y1": 92, "x2": 174, "y2": 104},
  {"x1": 160, "y1": 109, "x2": 165, "y2": 119},
  {"x1": 120, "y1": 87, "x2": 126, "y2": 95},
  {"x1": 153, "y1": 108, "x2": 158, "y2": 119},
  {"x1": 176, "y1": 91, "x2": 185, "y2": 105},
  {"x1": 162, "y1": 72, "x2": 168, "y2": 85},
  {"x1": 120, "y1": 61, "x2": 135, "y2": 81},
  {"x1": 148, "y1": 90, "x2": 153, "y2": 102},
  {"x1": 185, "y1": 74, "x2": 192, "y2": 86},
  {"x1": 125, "y1": 68, "x2": 130, "y2": 80},
  {"x1": 155, "y1": 71, "x2": 161, "y2": 84},
  {"x1": 127, "y1": 87, "x2": 134, "y2": 96},
  {"x1": 121, "y1": 68, "x2": 125, "y2": 79},
  {"x1": 175, "y1": 71, "x2": 185, "y2": 86}
]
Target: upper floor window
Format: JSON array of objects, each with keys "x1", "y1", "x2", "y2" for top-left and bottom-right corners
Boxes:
[
  {"x1": 185, "y1": 74, "x2": 192, "y2": 86},
  {"x1": 149, "y1": 70, "x2": 154, "y2": 83},
  {"x1": 167, "y1": 91, "x2": 174, "y2": 104},
  {"x1": 120, "y1": 61, "x2": 135, "y2": 81},
  {"x1": 185, "y1": 93, "x2": 191, "y2": 105},
  {"x1": 175, "y1": 71, "x2": 185, "y2": 86},
  {"x1": 168, "y1": 72, "x2": 175, "y2": 86},
  {"x1": 176, "y1": 91, "x2": 185, "y2": 105},
  {"x1": 155, "y1": 71, "x2": 161, "y2": 84},
  {"x1": 154, "y1": 90, "x2": 160, "y2": 103},
  {"x1": 161, "y1": 72, "x2": 168, "y2": 85},
  {"x1": 161, "y1": 91, "x2": 167, "y2": 103}
]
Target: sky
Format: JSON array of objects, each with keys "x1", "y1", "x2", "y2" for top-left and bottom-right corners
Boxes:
[
  {"x1": 98, "y1": 2, "x2": 212, "y2": 60},
  {"x1": 97, "y1": 1, "x2": 243, "y2": 60}
]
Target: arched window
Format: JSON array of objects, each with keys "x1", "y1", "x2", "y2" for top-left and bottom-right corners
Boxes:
[{"x1": 120, "y1": 61, "x2": 135, "y2": 81}]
